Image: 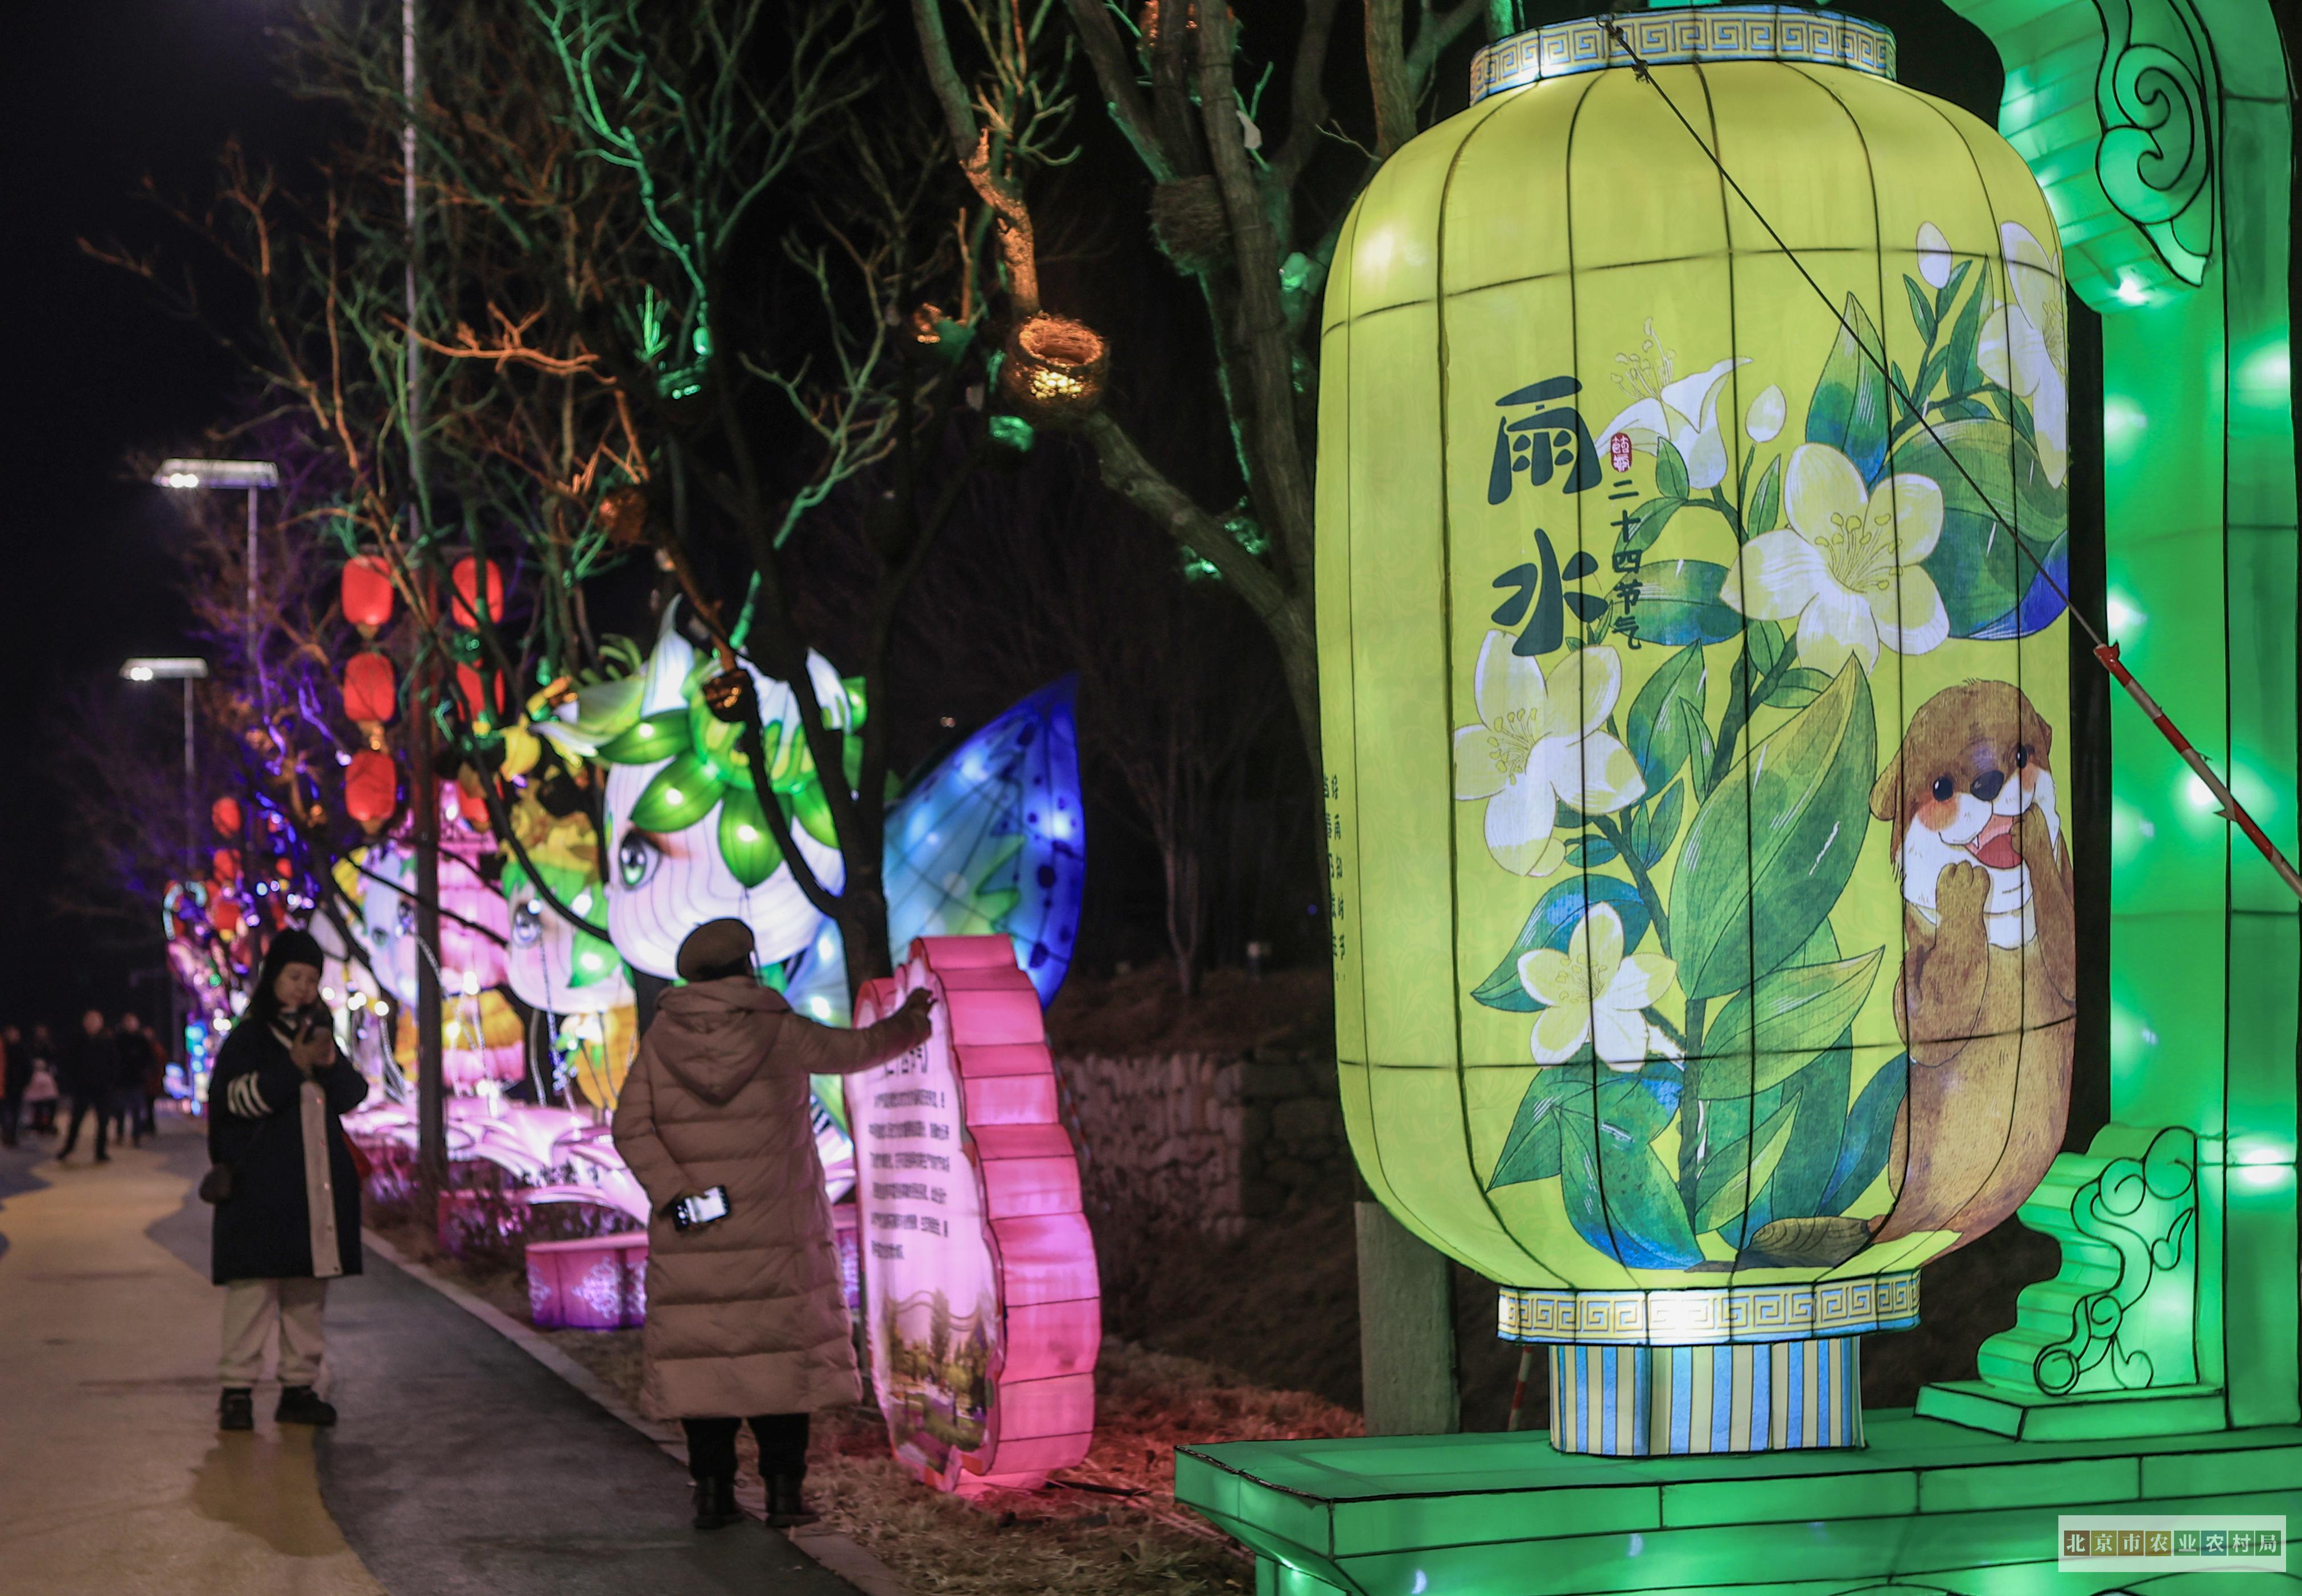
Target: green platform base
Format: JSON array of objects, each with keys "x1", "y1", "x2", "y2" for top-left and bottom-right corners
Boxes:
[{"x1": 1176, "y1": 1413, "x2": 2302, "y2": 1595}]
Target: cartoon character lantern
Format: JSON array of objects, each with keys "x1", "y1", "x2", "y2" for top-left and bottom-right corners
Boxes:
[
  {"x1": 1319, "y1": 7, "x2": 2074, "y2": 1455},
  {"x1": 590, "y1": 611, "x2": 853, "y2": 980}
]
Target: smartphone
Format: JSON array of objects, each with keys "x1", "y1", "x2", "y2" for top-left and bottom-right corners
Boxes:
[{"x1": 673, "y1": 1185, "x2": 731, "y2": 1231}]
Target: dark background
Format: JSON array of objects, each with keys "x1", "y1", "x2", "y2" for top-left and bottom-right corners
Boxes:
[{"x1": 0, "y1": 0, "x2": 324, "y2": 1027}]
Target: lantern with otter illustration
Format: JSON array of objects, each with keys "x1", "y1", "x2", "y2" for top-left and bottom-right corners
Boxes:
[{"x1": 1320, "y1": 6, "x2": 2074, "y2": 1454}]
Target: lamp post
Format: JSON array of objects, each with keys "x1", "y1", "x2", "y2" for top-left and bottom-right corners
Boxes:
[
  {"x1": 121, "y1": 656, "x2": 209, "y2": 1077},
  {"x1": 152, "y1": 459, "x2": 280, "y2": 706}
]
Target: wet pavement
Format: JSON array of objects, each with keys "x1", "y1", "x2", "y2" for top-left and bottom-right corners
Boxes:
[{"x1": 1, "y1": 1118, "x2": 861, "y2": 1596}]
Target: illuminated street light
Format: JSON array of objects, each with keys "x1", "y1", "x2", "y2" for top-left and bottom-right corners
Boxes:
[
  {"x1": 122, "y1": 655, "x2": 211, "y2": 1074},
  {"x1": 151, "y1": 459, "x2": 280, "y2": 708}
]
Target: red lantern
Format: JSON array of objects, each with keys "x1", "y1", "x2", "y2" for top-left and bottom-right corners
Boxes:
[
  {"x1": 211, "y1": 848, "x2": 241, "y2": 881},
  {"x1": 209, "y1": 796, "x2": 242, "y2": 837},
  {"x1": 275, "y1": 856, "x2": 294, "y2": 878},
  {"x1": 450, "y1": 557, "x2": 505, "y2": 630},
  {"x1": 454, "y1": 663, "x2": 505, "y2": 726},
  {"x1": 210, "y1": 896, "x2": 243, "y2": 936},
  {"x1": 345, "y1": 750, "x2": 399, "y2": 835},
  {"x1": 342, "y1": 555, "x2": 396, "y2": 638},
  {"x1": 341, "y1": 652, "x2": 398, "y2": 726}
]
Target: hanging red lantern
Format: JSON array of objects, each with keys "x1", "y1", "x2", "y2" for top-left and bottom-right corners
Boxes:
[
  {"x1": 340, "y1": 651, "x2": 398, "y2": 727},
  {"x1": 342, "y1": 554, "x2": 396, "y2": 638},
  {"x1": 345, "y1": 749, "x2": 399, "y2": 835},
  {"x1": 274, "y1": 856, "x2": 294, "y2": 878},
  {"x1": 211, "y1": 848, "x2": 241, "y2": 881},
  {"x1": 454, "y1": 663, "x2": 505, "y2": 727},
  {"x1": 209, "y1": 895, "x2": 243, "y2": 936},
  {"x1": 449, "y1": 557, "x2": 506, "y2": 629},
  {"x1": 209, "y1": 796, "x2": 242, "y2": 837}
]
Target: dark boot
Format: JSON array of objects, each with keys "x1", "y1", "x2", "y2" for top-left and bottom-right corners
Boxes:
[
  {"x1": 219, "y1": 1388, "x2": 255, "y2": 1432},
  {"x1": 692, "y1": 1474, "x2": 741, "y2": 1531},
  {"x1": 764, "y1": 1472, "x2": 819, "y2": 1528},
  {"x1": 276, "y1": 1385, "x2": 338, "y2": 1426}
]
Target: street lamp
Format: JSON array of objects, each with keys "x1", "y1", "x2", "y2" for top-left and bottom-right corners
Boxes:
[
  {"x1": 122, "y1": 655, "x2": 211, "y2": 1095},
  {"x1": 152, "y1": 459, "x2": 280, "y2": 705},
  {"x1": 120, "y1": 656, "x2": 210, "y2": 882}
]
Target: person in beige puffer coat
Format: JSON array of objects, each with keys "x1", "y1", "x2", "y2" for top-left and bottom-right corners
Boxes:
[{"x1": 614, "y1": 918, "x2": 932, "y2": 1531}]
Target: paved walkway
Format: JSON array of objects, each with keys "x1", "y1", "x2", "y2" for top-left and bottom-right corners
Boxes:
[{"x1": 0, "y1": 1119, "x2": 860, "y2": 1596}]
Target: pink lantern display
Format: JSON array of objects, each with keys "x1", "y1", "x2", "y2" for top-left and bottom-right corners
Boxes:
[
  {"x1": 852, "y1": 935, "x2": 1099, "y2": 1493},
  {"x1": 526, "y1": 1234, "x2": 648, "y2": 1330}
]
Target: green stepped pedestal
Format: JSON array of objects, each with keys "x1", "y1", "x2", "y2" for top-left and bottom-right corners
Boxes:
[{"x1": 1176, "y1": 1416, "x2": 2302, "y2": 1595}]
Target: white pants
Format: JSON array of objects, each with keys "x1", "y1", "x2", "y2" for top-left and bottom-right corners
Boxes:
[{"x1": 219, "y1": 1278, "x2": 330, "y2": 1388}]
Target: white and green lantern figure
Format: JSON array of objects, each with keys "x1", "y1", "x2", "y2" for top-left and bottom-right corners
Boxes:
[{"x1": 1320, "y1": 4, "x2": 2077, "y2": 1455}]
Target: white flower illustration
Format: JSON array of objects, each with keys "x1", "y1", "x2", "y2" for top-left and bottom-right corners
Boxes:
[
  {"x1": 1915, "y1": 221, "x2": 1954, "y2": 289},
  {"x1": 1723, "y1": 443, "x2": 1950, "y2": 674},
  {"x1": 1453, "y1": 634, "x2": 1644, "y2": 878},
  {"x1": 1976, "y1": 221, "x2": 2069, "y2": 488},
  {"x1": 1745, "y1": 384, "x2": 1786, "y2": 443},
  {"x1": 1516, "y1": 904, "x2": 1680, "y2": 1069},
  {"x1": 1602, "y1": 320, "x2": 1748, "y2": 492}
]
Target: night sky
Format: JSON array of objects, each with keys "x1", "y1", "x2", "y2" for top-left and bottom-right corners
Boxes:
[
  {"x1": 0, "y1": 1, "x2": 320, "y2": 1025},
  {"x1": 0, "y1": 0, "x2": 2025, "y2": 1030}
]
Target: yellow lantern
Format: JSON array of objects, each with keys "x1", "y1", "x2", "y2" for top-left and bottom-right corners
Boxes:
[{"x1": 1319, "y1": 6, "x2": 2075, "y2": 1454}]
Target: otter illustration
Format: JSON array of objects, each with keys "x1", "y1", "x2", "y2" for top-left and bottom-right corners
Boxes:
[{"x1": 1867, "y1": 677, "x2": 2077, "y2": 1251}]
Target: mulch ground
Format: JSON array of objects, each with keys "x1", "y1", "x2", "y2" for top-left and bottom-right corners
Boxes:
[{"x1": 372, "y1": 1214, "x2": 1359, "y2": 1596}]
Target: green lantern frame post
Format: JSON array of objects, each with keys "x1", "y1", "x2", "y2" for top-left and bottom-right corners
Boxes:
[{"x1": 1175, "y1": 0, "x2": 2300, "y2": 1587}]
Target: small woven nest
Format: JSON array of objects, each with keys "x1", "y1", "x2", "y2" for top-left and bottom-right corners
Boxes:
[
  {"x1": 1000, "y1": 314, "x2": 1109, "y2": 427},
  {"x1": 596, "y1": 484, "x2": 650, "y2": 547},
  {"x1": 1150, "y1": 176, "x2": 1231, "y2": 273}
]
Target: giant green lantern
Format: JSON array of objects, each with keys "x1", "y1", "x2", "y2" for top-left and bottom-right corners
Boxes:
[{"x1": 1320, "y1": 6, "x2": 2076, "y2": 1454}]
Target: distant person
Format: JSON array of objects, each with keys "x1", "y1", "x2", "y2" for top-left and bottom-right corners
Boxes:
[
  {"x1": 1, "y1": 1025, "x2": 22, "y2": 1147},
  {"x1": 615, "y1": 918, "x2": 934, "y2": 1531},
  {"x1": 56, "y1": 1010, "x2": 120, "y2": 1162},
  {"x1": 207, "y1": 931, "x2": 368, "y2": 1433},
  {"x1": 117, "y1": 1014, "x2": 167, "y2": 1145},
  {"x1": 23, "y1": 1026, "x2": 59, "y2": 1137}
]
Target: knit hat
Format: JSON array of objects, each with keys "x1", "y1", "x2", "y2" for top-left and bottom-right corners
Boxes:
[
  {"x1": 676, "y1": 918, "x2": 757, "y2": 981},
  {"x1": 263, "y1": 928, "x2": 327, "y2": 976}
]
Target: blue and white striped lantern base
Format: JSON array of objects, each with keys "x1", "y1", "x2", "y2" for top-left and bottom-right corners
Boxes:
[{"x1": 1550, "y1": 1338, "x2": 1865, "y2": 1455}]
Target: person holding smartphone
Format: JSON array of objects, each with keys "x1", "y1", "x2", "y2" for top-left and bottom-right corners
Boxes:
[
  {"x1": 205, "y1": 929, "x2": 369, "y2": 1433},
  {"x1": 615, "y1": 918, "x2": 935, "y2": 1532}
]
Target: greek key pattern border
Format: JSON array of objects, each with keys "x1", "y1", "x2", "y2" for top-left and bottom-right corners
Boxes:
[
  {"x1": 1471, "y1": 7, "x2": 1897, "y2": 104},
  {"x1": 1499, "y1": 1271, "x2": 1921, "y2": 1346}
]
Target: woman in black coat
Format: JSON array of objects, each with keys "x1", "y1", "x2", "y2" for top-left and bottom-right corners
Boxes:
[{"x1": 207, "y1": 930, "x2": 368, "y2": 1432}]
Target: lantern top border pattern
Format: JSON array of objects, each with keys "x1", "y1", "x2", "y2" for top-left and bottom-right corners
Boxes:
[{"x1": 1470, "y1": 6, "x2": 1897, "y2": 103}]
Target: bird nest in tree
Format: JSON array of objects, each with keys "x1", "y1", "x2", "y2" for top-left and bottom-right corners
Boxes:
[
  {"x1": 1001, "y1": 314, "x2": 1109, "y2": 427},
  {"x1": 1150, "y1": 176, "x2": 1231, "y2": 273}
]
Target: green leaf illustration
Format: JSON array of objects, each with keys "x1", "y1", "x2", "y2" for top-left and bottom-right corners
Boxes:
[
  {"x1": 1766, "y1": 666, "x2": 1835, "y2": 710},
  {"x1": 716, "y1": 784, "x2": 785, "y2": 889},
  {"x1": 788, "y1": 780, "x2": 840, "y2": 848},
  {"x1": 1668, "y1": 662, "x2": 1876, "y2": 999},
  {"x1": 1695, "y1": 1098, "x2": 1801, "y2": 1233},
  {"x1": 1747, "y1": 454, "x2": 1783, "y2": 539},
  {"x1": 1820, "y1": 1051, "x2": 1910, "y2": 1215},
  {"x1": 1942, "y1": 273, "x2": 1987, "y2": 395},
  {"x1": 597, "y1": 710, "x2": 693, "y2": 766},
  {"x1": 1567, "y1": 836, "x2": 1618, "y2": 868},
  {"x1": 1902, "y1": 275, "x2": 1938, "y2": 345},
  {"x1": 1561, "y1": 1112, "x2": 1704, "y2": 1269},
  {"x1": 628, "y1": 751, "x2": 722, "y2": 832},
  {"x1": 1470, "y1": 875, "x2": 1652, "y2": 1013},
  {"x1": 1616, "y1": 496, "x2": 1684, "y2": 562},
  {"x1": 1893, "y1": 418, "x2": 2065, "y2": 636},
  {"x1": 1632, "y1": 559, "x2": 1741, "y2": 647},
  {"x1": 1697, "y1": 949, "x2": 1884, "y2": 1097},
  {"x1": 1806, "y1": 295, "x2": 1891, "y2": 483},
  {"x1": 1656, "y1": 437, "x2": 1691, "y2": 500},
  {"x1": 1642, "y1": 781, "x2": 1684, "y2": 867},
  {"x1": 1488, "y1": 1075, "x2": 1577, "y2": 1188},
  {"x1": 1625, "y1": 642, "x2": 1709, "y2": 793}
]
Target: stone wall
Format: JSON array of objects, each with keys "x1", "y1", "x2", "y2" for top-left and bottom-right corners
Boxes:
[{"x1": 1055, "y1": 1047, "x2": 1353, "y2": 1240}]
